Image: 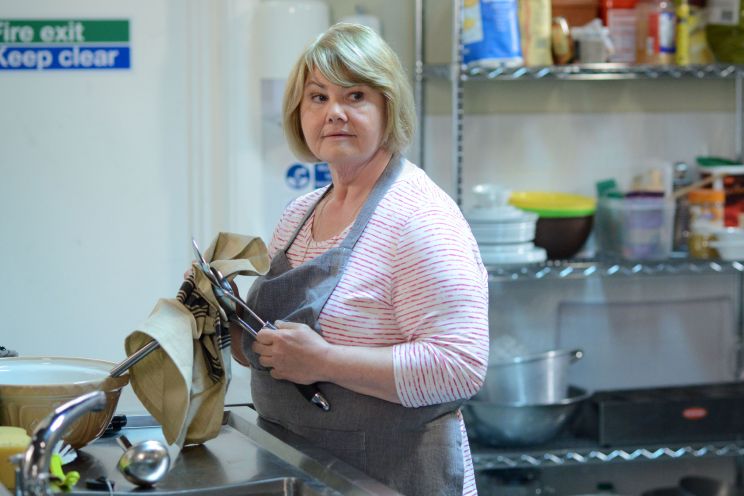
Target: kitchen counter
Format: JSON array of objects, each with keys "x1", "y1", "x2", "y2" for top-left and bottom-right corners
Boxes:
[{"x1": 52, "y1": 406, "x2": 400, "y2": 495}]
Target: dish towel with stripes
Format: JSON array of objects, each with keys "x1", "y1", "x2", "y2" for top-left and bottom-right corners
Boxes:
[{"x1": 124, "y1": 232, "x2": 270, "y2": 452}]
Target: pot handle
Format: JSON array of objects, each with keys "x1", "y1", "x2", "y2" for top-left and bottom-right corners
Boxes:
[{"x1": 570, "y1": 349, "x2": 584, "y2": 363}]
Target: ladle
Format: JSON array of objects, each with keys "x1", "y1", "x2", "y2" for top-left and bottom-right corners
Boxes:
[
  {"x1": 116, "y1": 435, "x2": 170, "y2": 487},
  {"x1": 191, "y1": 238, "x2": 277, "y2": 330},
  {"x1": 191, "y1": 237, "x2": 330, "y2": 412}
]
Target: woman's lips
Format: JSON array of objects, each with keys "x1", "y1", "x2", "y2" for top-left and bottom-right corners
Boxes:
[{"x1": 324, "y1": 132, "x2": 353, "y2": 138}]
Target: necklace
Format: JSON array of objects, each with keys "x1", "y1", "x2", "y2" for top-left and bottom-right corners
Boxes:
[
  {"x1": 298, "y1": 193, "x2": 331, "y2": 263},
  {"x1": 312, "y1": 191, "x2": 365, "y2": 243}
]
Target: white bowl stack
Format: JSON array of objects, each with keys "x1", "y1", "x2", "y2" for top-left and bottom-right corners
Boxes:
[{"x1": 466, "y1": 204, "x2": 547, "y2": 266}]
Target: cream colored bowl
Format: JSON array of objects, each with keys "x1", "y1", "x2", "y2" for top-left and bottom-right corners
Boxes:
[{"x1": 0, "y1": 356, "x2": 129, "y2": 449}]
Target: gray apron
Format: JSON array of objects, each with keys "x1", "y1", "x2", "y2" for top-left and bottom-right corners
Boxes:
[{"x1": 239, "y1": 155, "x2": 465, "y2": 496}]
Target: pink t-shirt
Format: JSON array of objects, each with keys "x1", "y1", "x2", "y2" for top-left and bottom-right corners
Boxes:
[{"x1": 268, "y1": 160, "x2": 489, "y2": 495}]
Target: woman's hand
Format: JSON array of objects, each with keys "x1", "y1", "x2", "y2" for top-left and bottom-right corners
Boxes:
[
  {"x1": 251, "y1": 321, "x2": 330, "y2": 384},
  {"x1": 252, "y1": 321, "x2": 400, "y2": 403}
]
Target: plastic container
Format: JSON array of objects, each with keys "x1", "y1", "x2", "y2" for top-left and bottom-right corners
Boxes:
[
  {"x1": 601, "y1": 0, "x2": 638, "y2": 62},
  {"x1": 596, "y1": 196, "x2": 676, "y2": 260}
]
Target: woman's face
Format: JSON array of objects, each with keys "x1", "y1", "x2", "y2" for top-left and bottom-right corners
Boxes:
[{"x1": 300, "y1": 68, "x2": 387, "y2": 167}]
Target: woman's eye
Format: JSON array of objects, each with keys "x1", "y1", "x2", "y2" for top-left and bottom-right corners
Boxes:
[
  {"x1": 349, "y1": 91, "x2": 364, "y2": 102},
  {"x1": 310, "y1": 94, "x2": 327, "y2": 103}
]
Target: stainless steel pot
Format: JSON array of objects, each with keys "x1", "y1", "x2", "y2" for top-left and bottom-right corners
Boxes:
[
  {"x1": 480, "y1": 348, "x2": 583, "y2": 404},
  {"x1": 464, "y1": 386, "x2": 589, "y2": 447}
]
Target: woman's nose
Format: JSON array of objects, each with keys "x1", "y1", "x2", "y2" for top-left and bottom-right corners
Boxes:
[{"x1": 326, "y1": 102, "x2": 347, "y2": 122}]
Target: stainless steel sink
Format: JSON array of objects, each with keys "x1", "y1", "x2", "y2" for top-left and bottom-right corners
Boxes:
[
  {"x1": 68, "y1": 478, "x2": 318, "y2": 495},
  {"x1": 59, "y1": 406, "x2": 398, "y2": 495}
]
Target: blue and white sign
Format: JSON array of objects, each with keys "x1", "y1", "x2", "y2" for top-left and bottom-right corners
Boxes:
[
  {"x1": 0, "y1": 45, "x2": 130, "y2": 70},
  {"x1": 285, "y1": 163, "x2": 311, "y2": 190},
  {"x1": 314, "y1": 162, "x2": 331, "y2": 188},
  {"x1": 0, "y1": 19, "x2": 131, "y2": 71}
]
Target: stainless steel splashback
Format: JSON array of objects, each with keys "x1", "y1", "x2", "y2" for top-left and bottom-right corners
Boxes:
[{"x1": 488, "y1": 271, "x2": 740, "y2": 391}]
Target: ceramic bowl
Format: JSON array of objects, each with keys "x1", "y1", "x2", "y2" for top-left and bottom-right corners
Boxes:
[
  {"x1": 534, "y1": 215, "x2": 594, "y2": 260},
  {"x1": 0, "y1": 356, "x2": 129, "y2": 449},
  {"x1": 509, "y1": 192, "x2": 597, "y2": 259}
]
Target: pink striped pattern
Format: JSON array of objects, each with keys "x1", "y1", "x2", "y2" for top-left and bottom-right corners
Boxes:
[{"x1": 268, "y1": 160, "x2": 489, "y2": 495}]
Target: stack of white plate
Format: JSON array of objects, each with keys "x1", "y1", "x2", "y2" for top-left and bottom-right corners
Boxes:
[{"x1": 466, "y1": 205, "x2": 547, "y2": 265}]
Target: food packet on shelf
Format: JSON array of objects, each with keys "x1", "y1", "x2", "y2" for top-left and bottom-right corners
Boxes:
[
  {"x1": 464, "y1": 0, "x2": 524, "y2": 67},
  {"x1": 519, "y1": 0, "x2": 554, "y2": 65}
]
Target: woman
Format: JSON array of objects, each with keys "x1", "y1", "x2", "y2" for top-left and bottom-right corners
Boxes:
[{"x1": 234, "y1": 23, "x2": 489, "y2": 496}]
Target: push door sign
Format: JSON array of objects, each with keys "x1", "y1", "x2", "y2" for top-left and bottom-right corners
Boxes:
[{"x1": 0, "y1": 19, "x2": 130, "y2": 71}]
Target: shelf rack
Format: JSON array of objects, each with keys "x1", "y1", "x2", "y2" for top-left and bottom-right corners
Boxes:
[
  {"x1": 472, "y1": 439, "x2": 744, "y2": 470},
  {"x1": 423, "y1": 63, "x2": 744, "y2": 82},
  {"x1": 486, "y1": 258, "x2": 744, "y2": 282}
]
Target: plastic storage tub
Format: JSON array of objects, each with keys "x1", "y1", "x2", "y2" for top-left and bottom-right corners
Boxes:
[{"x1": 596, "y1": 196, "x2": 676, "y2": 260}]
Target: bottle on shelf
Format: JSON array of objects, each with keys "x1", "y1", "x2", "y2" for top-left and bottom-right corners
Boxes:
[
  {"x1": 688, "y1": 188, "x2": 725, "y2": 259},
  {"x1": 688, "y1": 0, "x2": 715, "y2": 63},
  {"x1": 672, "y1": 161, "x2": 694, "y2": 253},
  {"x1": 635, "y1": 0, "x2": 676, "y2": 64},
  {"x1": 675, "y1": 0, "x2": 691, "y2": 64},
  {"x1": 551, "y1": 16, "x2": 575, "y2": 64}
]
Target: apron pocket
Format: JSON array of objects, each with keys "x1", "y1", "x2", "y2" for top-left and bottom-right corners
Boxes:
[{"x1": 289, "y1": 422, "x2": 367, "y2": 473}]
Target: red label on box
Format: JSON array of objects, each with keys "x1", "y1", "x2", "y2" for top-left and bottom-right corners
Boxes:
[{"x1": 682, "y1": 407, "x2": 708, "y2": 420}]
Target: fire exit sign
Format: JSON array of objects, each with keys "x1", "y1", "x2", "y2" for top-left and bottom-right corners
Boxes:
[{"x1": 0, "y1": 19, "x2": 130, "y2": 70}]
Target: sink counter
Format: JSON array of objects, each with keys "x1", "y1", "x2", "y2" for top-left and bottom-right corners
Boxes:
[{"x1": 60, "y1": 406, "x2": 400, "y2": 495}]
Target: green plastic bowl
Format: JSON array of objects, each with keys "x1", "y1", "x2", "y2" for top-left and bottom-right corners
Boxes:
[{"x1": 509, "y1": 192, "x2": 596, "y2": 218}]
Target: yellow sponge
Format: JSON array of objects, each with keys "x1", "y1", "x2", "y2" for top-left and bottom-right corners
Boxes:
[{"x1": 0, "y1": 426, "x2": 31, "y2": 490}]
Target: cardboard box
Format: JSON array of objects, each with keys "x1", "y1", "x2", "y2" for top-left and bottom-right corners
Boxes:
[{"x1": 551, "y1": 0, "x2": 600, "y2": 28}]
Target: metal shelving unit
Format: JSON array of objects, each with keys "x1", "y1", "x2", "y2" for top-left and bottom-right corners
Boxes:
[
  {"x1": 413, "y1": 0, "x2": 744, "y2": 477},
  {"x1": 486, "y1": 258, "x2": 744, "y2": 282},
  {"x1": 472, "y1": 439, "x2": 744, "y2": 470}
]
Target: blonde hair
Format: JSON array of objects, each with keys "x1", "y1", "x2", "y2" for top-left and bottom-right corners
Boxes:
[{"x1": 282, "y1": 23, "x2": 415, "y2": 163}]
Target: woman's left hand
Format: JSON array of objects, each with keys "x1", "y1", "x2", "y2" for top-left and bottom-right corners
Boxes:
[{"x1": 251, "y1": 321, "x2": 330, "y2": 384}]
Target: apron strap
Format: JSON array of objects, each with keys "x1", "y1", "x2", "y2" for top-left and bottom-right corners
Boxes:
[
  {"x1": 339, "y1": 154, "x2": 404, "y2": 251},
  {"x1": 280, "y1": 185, "x2": 332, "y2": 254}
]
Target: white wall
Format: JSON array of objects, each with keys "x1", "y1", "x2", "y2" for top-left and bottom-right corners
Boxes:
[
  {"x1": 0, "y1": 0, "x2": 266, "y2": 412},
  {"x1": 426, "y1": 110, "x2": 735, "y2": 209}
]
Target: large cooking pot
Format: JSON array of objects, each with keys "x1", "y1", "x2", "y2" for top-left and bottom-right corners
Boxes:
[
  {"x1": 480, "y1": 348, "x2": 583, "y2": 404},
  {"x1": 0, "y1": 356, "x2": 129, "y2": 449}
]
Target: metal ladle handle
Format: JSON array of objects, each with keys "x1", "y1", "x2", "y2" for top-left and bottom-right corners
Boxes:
[
  {"x1": 109, "y1": 340, "x2": 160, "y2": 378},
  {"x1": 191, "y1": 237, "x2": 330, "y2": 412}
]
